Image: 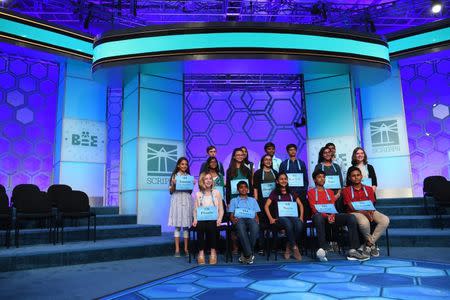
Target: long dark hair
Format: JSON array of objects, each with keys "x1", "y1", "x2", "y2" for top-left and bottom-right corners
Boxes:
[
  {"x1": 259, "y1": 154, "x2": 273, "y2": 169},
  {"x1": 346, "y1": 166, "x2": 362, "y2": 186},
  {"x1": 351, "y1": 147, "x2": 368, "y2": 166},
  {"x1": 205, "y1": 156, "x2": 220, "y2": 173},
  {"x1": 241, "y1": 146, "x2": 251, "y2": 165},
  {"x1": 317, "y1": 146, "x2": 331, "y2": 164},
  {"x1": 227, "y1": 148, "x2": 249, "y2": 178},
  {"x1": 275, "y1": 172, "x2": 292, "y2": 195},
  {"x1": 171, "y1": 157, "x2": 190, "y2": 178}
]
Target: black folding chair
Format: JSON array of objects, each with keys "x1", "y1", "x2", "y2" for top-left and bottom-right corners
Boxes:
[
  {"x1": 47, "y1": 184, "x2": 72, "y2": 208},
  {"x1": 0, "y1": 184, "x2": 12, "y2": 248},
  {"x1": 57, "y1": 190, "x2": 96, "y2": 244},
  {"x1": 423, "y1": 176, "x2": 447, "y2": 215},
  {"x1": 12, "y1": 184, "x2": 55, "y2": 247}
]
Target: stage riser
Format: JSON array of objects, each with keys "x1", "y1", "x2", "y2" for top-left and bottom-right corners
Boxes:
[
  {"x1": 0, "y1": 243, "x2": 174, "y2": 272},
  {"x1": 91, "y1": 207, "x2": 120, "y2": 215},
  {"x1": 379, "y1": 235, "x2": 450, "y2": 247},
  {"x1": 389, "y1": 217, "x2": 450, "y2": 228},
  {"x1": 17, "y1": 215, "x2": 137, "y2": 229},
  {"x1": 375, "y1": 198, "x2": 424, "y2": 206},
  {"x1": 12, "y1": 225, "x2": 161, "y2": 246},
  {"x1": 377, "y1": 206, "x2": 428, "y2": 215}
]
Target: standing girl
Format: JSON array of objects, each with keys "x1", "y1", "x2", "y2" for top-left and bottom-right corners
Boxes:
[
  {"x1": 168, "y1": 157, "x2": 194, "y2": 257},
  {"x1": 226, "y1": 148, "x2": 253, "y2": 204},
  {"x1": 241, "y1": 146, "x2": 255, "y2": 177},
  {"x1": 205, "y1": 156, "x2": 225, "y2": 200},
  {"x1": 193, "y1": 172, "x2": 224, "y2": 265},
  {"x1": 314, "y1": 147, "x2": 344, "y2": 202},
  {"x1": 349, "y1": 147, "x2": 378, "y2": 193}
]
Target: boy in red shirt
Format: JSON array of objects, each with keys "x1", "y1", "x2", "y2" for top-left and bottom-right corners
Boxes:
[
  {"x1": 343, "y1": 166, "x2": 390, "y2": 257},
  {"x1": 308, "y1": 170, "x2": 369, "y2": 262}
]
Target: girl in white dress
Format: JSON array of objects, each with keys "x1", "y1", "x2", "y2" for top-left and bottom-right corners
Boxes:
[{"x1": 168, "y1": 157, "x2": 194, "y2": 257}]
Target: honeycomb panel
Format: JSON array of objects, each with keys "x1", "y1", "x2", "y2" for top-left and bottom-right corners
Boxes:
[{"x1": 400, "y1": 57, "x2": 450, "y2": 196}]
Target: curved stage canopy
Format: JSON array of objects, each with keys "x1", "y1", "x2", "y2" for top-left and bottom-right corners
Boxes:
[{"x1": 92, "y1": 22, "x2": 390, "y2": 71}]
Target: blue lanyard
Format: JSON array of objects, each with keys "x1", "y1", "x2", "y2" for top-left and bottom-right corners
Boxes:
[
  {"x1": 321, "y1": 163, "x2": 337, "y2": 173},
  {"x1": 315, "y1": 188, "x2": 331, "y2": 203},
  {"x1": 278, "y1": 193, "x2": 294, "y2": 202},
  {"x1": 200, "y1": 191, "x2": 215, "y2": 207},
  {"x1": 351, "y1": 186, "x2": 369, "y2": 200},
  {"x1": 262, "y1": 169, "x2": 275, "y2": 181},
  {"x1": 287, "y1": 159, "x2": 301, "y2": 172}
]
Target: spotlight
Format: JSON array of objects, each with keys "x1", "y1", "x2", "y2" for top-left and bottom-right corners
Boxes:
[{"x1": 431, "y1": 0, "x2": 443, "y2": 13}]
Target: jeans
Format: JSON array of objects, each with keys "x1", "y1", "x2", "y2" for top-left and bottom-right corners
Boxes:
[
  {"x1": 278, "y1": 217, "x2": 303, "y2": 247},
  {"x1": 312, "y1": 213, "x2": 360, "y2": 250},
  {"x1": 235, "y1": 218, "x2": 259, "y2": 257},
  {"x1": 352, "y1": 211, "x2": 390, "y2": 245}
]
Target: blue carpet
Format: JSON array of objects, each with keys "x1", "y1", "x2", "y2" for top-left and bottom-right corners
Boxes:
[{"x1": 101, "y1": 258, "x2": 450, "y2": 300}]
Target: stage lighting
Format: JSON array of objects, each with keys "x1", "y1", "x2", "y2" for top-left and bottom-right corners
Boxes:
[{"x1": 431, "y1": 0, "x2": 443, "y2": 13}]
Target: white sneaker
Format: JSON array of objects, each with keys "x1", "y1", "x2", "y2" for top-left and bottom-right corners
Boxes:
[{"x1": 316, "y1": 248, "x2": 328, "y2": 262}]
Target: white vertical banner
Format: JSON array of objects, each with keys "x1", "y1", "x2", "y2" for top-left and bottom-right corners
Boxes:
[
  {"x1": 363, "y1": 115, "x2": 409, "y2": 158},
  {"x1": 61, "y1": 118, "x2": 106, "y2": 163},
  {"x1": 138, "y1": 137, "x2": 185, "y2": 190}
]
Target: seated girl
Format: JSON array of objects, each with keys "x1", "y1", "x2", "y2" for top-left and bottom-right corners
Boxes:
[{"x1": 264, "y1": 172, "x2": 304, "y2": 260}]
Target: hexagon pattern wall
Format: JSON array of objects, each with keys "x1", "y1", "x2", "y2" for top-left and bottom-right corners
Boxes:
[
  {"x1": 0, "y1": 53, "x2": 58, "y2": 195},
  {"x1": 400, "y1": 57, "x2": 450, "y2": 196},
  {"x1": 106, "y1": 88, "x2": 122, "y2": 206},
  {"x1": 184, "y1": 84, "x2": 307, "y2": 176}
]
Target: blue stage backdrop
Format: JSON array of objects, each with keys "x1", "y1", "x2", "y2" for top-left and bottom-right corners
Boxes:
[
  {"x1": 400, "y1": 50, "x2": 450, "y2": 196},
  {"x1": 0, "y1": 52, "x2": 58, "y2": 195},
  {"x1": 184, "y1": 74, "x2": 307, "y2": 176}
]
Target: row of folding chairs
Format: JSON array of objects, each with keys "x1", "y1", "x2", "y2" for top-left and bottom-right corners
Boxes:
[
  {"x1": 188, "y1": 216, "x2": 390, "y2": 264},
  {"x1": 0, "y1": 184, "x2": 96, "y2": 248}
]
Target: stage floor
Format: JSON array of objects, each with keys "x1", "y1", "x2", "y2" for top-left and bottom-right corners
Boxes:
[{"x1": 102, "y1": 258, "x2": 450, "y2": 300}]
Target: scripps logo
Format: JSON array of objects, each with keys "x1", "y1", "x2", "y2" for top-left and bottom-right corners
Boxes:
[
  {"x1": 146, "y1": 143, "x2": 178, "y2": 185},
  {"x1": 370, "y1": 120, "x2": 400, "y2": 153},
  {"x1": 72, "y1": 131, "x2": 98, "y2": 147}
]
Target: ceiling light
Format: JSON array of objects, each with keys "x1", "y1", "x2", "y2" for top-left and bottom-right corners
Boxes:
[{"x1": 431, "y1": 0, "x2": 443, "y2": 14}]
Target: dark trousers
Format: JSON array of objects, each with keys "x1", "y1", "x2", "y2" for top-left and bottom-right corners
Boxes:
[
  {"x1": 278, "y1": 217, "x2": 304, "y2": 247},
  {"x1": 196, "y1": 220, "x2": 217, "y2": 251},
  {"x1": 312, "y1": 213, "x2": 359, "y2": 250}
]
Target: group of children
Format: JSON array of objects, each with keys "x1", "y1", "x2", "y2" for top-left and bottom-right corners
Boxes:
[{"x1": 168, "y1": 142, "x2": 390, "y2": 264}]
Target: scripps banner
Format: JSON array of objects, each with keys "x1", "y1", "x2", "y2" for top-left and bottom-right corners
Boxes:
[
  {"x1": 61, "y1": 118, "x2": 106, "y2": 163},
  {"x1": 363, "y1": 115, "x2": 409, "y2": 158},
  {"x1": 138, "y1": 138, "x2": 185, "y2": 190}
]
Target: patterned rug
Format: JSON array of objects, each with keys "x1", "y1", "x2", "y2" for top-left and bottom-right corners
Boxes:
[{"x1": 101, "y1": 258, "x2": 450, "y2": 299}]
